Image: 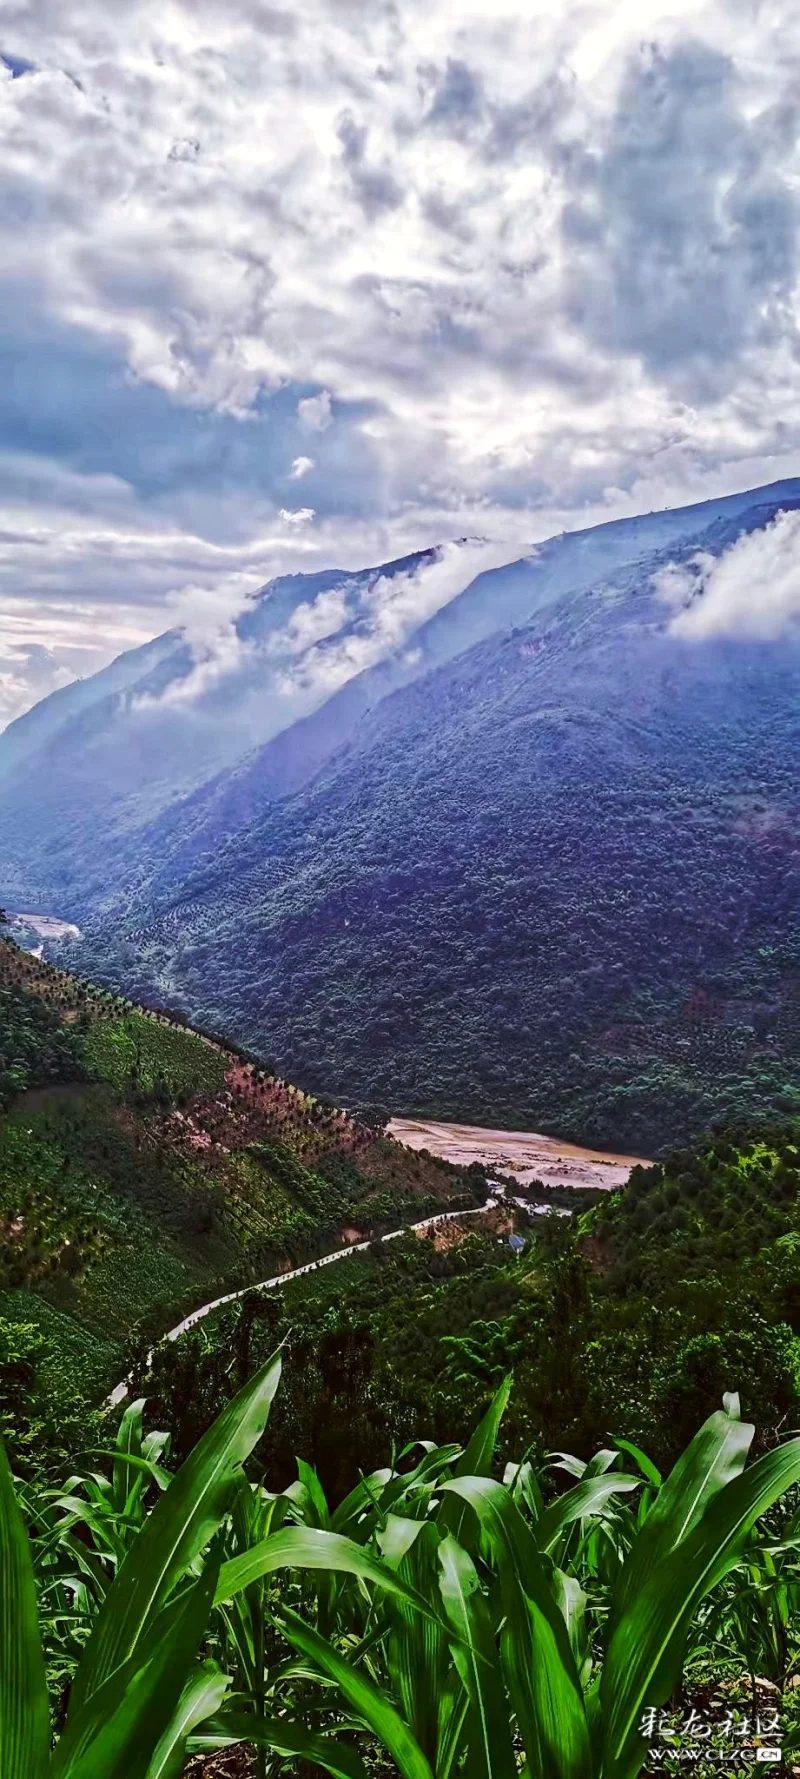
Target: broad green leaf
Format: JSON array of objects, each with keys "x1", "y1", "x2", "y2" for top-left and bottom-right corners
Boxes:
[
  {"x1": 296, "y1": 1458, "x2": 332, "y2": 1529},
  {"x1": 439, "y1": 1378, "x2": 511, "y2": 1543},
  {"x1": 584, "y1": 1450, "x2": 621, "y2": 1479},
  {"x1": 215, "y1": 1524, "x2": 441, "y2": 1626},
  {"x1": 0, "y1": 1439, "x2": 50, "y2": 1779},
  {"x1": 612, "y1": 1401, "x2": 753, "y2": 1622},
  {"x1": 505, "y1": 1458, "x2": 544, "y2": 1522},
  {"x1": 378, "y1": 1514, "x2": 427, "y2": 1568},
  {"x1": 437, "y1": 1533, "x2": 517, "y2": 1779},
  {"x1": 455, "y1": 1378, "x2": 512, "y2": 1478},
  {"x1": 387, "y1": 1520, "x2": 451, "y2": 1769},
  {"x1": 83, "y1": 1451, "x2": 172, "y2": 1494},
  {"x1": 612, "y1": 1439, "x2": 661, "y2": 1489},
  {"x1": 191, "y1": 1712, "x2": 366, "y2": 1779},
  {"x1": 57, "y1": 1563, "x2": 218, "y2": 1779},
  {"x1": 49, "y1": 1497, "x2": 127, "y2": 1563},
  {"x1": 552, "y1": 1570, "x2": 589, "y2": 1665},
  {"x1": 601, "y1": 1435, "x2": 800, "y2": 1779},
  {"x1": 276, "y1": 1607, "x2": 435, "y2": 1779},
  {"x1": 442, "y1": 1477, "x2": 591, "y2": 1779},
  {"x1": 113, "y1": 1399, "x2": 145, "y2": 1515},
  {"x1": 332, "y1": 1468, "x2": 393, "y2": 1534},
  {"x1": 536, "y1": 1473, "x2": 642, "y2": 1555},
  {"x1": 549, "y1": 1454, "x2": 586, "y2": 1481},
  {"x1": 71, "y1": 1349, "x2": 282, "y2": 1711},
  {"x1": 390, "y1": 1446, "x2": 462, "y2": 1513},
  {"x1": 146, "y1": 1663, "x2": 231, "y2": 1779}
]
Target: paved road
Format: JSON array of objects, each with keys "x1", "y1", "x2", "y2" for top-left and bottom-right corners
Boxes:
[{"x1": 108, "y1": 1197, "x2": 501, "y2": 1408}]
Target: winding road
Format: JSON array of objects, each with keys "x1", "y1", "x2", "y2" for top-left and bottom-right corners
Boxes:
[{"x1": 108, "y1": 1196, "x2": 504, "y2": 1408}]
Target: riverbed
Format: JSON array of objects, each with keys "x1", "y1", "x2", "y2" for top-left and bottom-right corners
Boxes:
[
  {"x1": 9, "y1": 912, "x2": 83, "y2": 941},
  {"x1": 388, "y1": 1116, "x2": 647, "y2": 1191}
]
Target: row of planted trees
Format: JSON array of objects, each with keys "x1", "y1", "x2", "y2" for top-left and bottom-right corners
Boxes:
[{"x1": 3, "y1": 1356, "x2": 800, "y2": 1778}]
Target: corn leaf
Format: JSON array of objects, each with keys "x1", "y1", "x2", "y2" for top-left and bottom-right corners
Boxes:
[
  {"x1": 442, "y1": 1477, "x2": 591, "y2": 1779},
  {"x1": 146, "y1": 1663, "x2": 231, "y2": 1779},
  {"x1": 215, "y1": 1524, "x2": 442, "y2": 1626},
  {"x1": 276, "y1": 1607, "x2": 435, "y2": 1779},
  {"x1": 601, "y1": 1435, "x2": 800, "y2": 1779},
  {"x1": 438, "y1": 1378, "x2": 511, "y2": 1543},
  {"x1": 536, "y1": 1474, "x2": 642, "y2": 1555},
  {"x1": 613, "y1": 1401, "x2": 752, "y2": 1623},
  {"x1": 191, "y1": 1711, "x2": 367, "y2": 1779},
  {"x1": 386, "y1": 1520, "x2": 452, "y2": 1769},
  {"x1": 56, "y1": 1562, "x2": 218, "y2": 1779},
  {"x1": 71, "y1": 1350, "x2": 282, "y2": 1712},
  {"x1": 0, "y1": 1439, "x2": 50, "y2": 1779},
  {"x1": 332, "y1": 1470, "x2": 393, "y2": 1534},
  {"x1": 455, "y1": 1378, "x2": 512, "y2": 1479},
  {"x1": 437, "y1": 1533, "x2": 517, "y2": 1779}
]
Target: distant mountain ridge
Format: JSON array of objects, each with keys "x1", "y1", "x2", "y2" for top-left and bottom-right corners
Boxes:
[
  {"x1": 3, "y1": 478, "x2": 800, "y2": 1152},
  {"x1": 3, "y1": 478, "x2": 799, "y2": 911},
  {"x1": 0, "y1": 544, "x2": 446, "y2": 900}
]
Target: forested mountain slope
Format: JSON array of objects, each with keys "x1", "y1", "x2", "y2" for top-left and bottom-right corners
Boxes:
[
  {"x1": 139, "y1": 1120, "x2": 800, "y2": 1490},
  {"x1": 2, "y1": 479, "x2": 798, "y2": 912},
  {"x1": 0, "y1": 547, "x2": 439, "y2": 904},
  {"x1": 78, "y1": 494, "x2": 800, "y2": 1152},
  {"x1": 0, "y1": 937, "x2": 478, "y2": 1461}
]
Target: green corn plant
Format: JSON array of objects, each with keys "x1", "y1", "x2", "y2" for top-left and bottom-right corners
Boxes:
[
  {"x1": 18, "y1": 1397, "x2": 178, "y2": 1704},
  {"x1": 0, "y1": 1350, "x2": 282, "y2": 1779},
  {"x1": 7, "y1": 1363, "x2": 800, "y2": 1779},
  {"x1": 697, "y1": 1513, "x2": 800, "y2": 1691},
  {"x1": 204, "y1": 1386, "x2": 800, "y2": 1779}
]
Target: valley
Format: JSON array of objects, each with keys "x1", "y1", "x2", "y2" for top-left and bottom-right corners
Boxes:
[
  {"x1": 5, "y1": 8, "x2": 800, "y2": 1761},
  {"x1": 2, "y1": 479, "x2": 799, "y2": 1157},
  {"x1": 2, "y1": 846, "x2": 800, "y2": 1774}
]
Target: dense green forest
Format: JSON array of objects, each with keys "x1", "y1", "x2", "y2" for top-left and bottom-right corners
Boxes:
[
  {"x1": 126, "y1": 1125, "x2": 800, "y2": 1499},
  {"x1": 2, "y1": 933, "x2": 799, "y2": 1494},
  {"x1": 77, "y1": 545, "x2": 800, "y2": 1157}
]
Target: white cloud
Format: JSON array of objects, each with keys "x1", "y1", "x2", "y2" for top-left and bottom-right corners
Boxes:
[
  {"x1": 0, "y1": 643, "x2": 76, "y2": 728},
  {"x1": 663, "y1": 507, "x2": 800, "y2": 641},
  {"x1": 297, "y1": 392, "x2": 332, "y2": 433},
  {"x1": 276, "y1": 537, "x2": 516, "y2": 699},
  {"x1": 279, "y1": 506, "x2": 315, "y2": 526},
  {"x1": 132, "y1": 572, "x2": 258, "y2": 708},
  {"x1": 279, "y1": 585, "x2": 351, "y2": 653},
  {"x1": 3, "y1": 0, "x2": 800, "y2": 722}
]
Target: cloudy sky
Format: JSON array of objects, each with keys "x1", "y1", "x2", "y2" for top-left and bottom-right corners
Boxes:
[{"x1": 2, "y1": 0, "x2": 800, "y2": 725}]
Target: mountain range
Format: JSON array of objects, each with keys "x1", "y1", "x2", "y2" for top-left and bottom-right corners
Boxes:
[{"x1": 2, "y1": 479, "x2": 799, "y2": 1151}]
